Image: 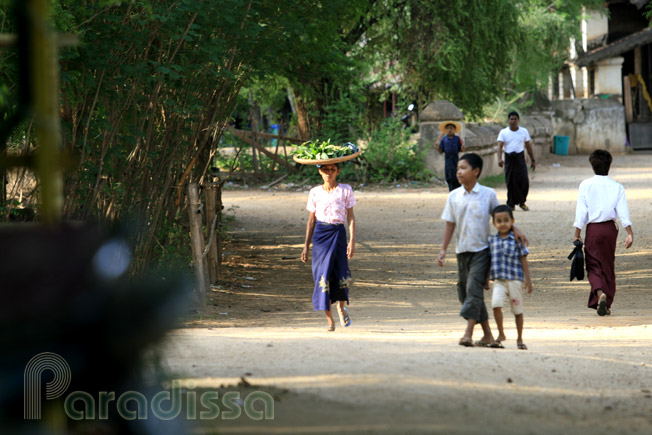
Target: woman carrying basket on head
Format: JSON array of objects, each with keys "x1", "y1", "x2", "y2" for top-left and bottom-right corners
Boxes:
[{"x1": 296, "y1": 142, "x2": 360, "y2": 331}]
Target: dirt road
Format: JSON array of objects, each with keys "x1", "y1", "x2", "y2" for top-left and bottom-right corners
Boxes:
[{"x1": 161, "y1": 152, "x2": 652, "y2": 434}]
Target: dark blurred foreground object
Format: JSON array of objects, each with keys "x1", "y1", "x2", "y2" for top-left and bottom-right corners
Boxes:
[
  {"x1": 0, "y1": 222, "x2": 193, "y2": 434},
  {"x1": 568, "y1": 239, "x2": 585, "y2": 281}
]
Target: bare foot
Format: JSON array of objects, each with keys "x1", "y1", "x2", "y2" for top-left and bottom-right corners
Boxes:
[
  {"x1": 497, "y1": 334, "x2": 506, "y2": 342},
  {"x1": 517, "y1": 340, "x2": 527, "y2": 350}
]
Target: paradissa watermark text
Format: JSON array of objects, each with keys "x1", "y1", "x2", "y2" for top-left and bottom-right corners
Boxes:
[{"x1": 24, "y1": 352, "x2": 274, "y2": 421}]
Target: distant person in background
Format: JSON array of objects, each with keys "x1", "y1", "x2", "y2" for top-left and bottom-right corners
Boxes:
[
  {"x1": 573, "y1": 150, "x2": 633, "y2": 316},
  {"x1": 496, "y1": 111, "x2": 536, "y2": 211},
  {"x1": 436, "y1": 121, "x2": 465, "y2": 191}
]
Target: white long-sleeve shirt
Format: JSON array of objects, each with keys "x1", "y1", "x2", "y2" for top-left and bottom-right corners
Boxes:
[{"x1": 574, "y1": 175, "x2": 632, "y2": 229}]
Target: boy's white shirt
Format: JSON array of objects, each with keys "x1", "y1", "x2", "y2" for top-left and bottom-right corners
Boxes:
[
  {"x1": 441, "y1": 182, "x2": 500, "y2": 254},
  {"x1": 574, "y1": 175, "x2": 632, "y2": 229},
  {"x1": 497, "y1": 126, "x2": 531, "y2": 154}
]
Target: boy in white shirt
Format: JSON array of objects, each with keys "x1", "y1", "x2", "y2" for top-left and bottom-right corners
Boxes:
[{"x1": 574, "y1": 150, "x2": 633, "y2": 316}]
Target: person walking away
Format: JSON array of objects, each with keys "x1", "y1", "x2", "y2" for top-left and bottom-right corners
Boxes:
[{"x1": 573, "y1": 150, "x2": 633, "y2": 316}]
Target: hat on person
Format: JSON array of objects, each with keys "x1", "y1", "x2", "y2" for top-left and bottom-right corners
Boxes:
[{"x1": 438, "y1": 121, "x2": 462, "y2": 134}]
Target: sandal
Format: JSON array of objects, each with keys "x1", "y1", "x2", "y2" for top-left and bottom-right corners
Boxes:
[
  {"x1": 338, "y1": 306, "x2": 351, "y2": 327},
  {"x1": 474, "y1": 340, "x2": 491, "y2": 347},
  {"x1": 327, "y1": 324, "x2": 335, "y2": 332},
  {"x1": 459, "y1": 337, "x2": 474, "y2": 347},
  {"x1": 489, "y1": 341, "x2": 505, "y2": 349},
  {"x1": 517, "y1": 342, "x2": 528, "y2": 350},
  {"x1": 597, "y1": 295, "x2": 608, "y2": 316}
]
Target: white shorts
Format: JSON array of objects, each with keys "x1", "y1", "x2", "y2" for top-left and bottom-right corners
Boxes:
[{"x1": 491, "y1": 279, "x2": 524, "y2": 315}]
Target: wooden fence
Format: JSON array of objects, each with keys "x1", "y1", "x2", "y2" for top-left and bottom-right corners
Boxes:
[{"x1": 188, "y1": 127, "x2": 306, "y2": 304}]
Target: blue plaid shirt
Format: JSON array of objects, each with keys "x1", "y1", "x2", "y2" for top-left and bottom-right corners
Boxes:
[{"x1": 489, "y1": 231, "x2": 529, "y2": 281}]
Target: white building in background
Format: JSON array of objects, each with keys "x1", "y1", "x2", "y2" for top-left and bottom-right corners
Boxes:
[{"x1": 551, "y1": 0, "x2": 652, "y2": 152}]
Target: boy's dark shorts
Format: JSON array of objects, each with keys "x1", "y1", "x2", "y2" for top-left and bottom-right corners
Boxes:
[{"x1": 456, "y1": 249, "x2": 490, "y2": 323}]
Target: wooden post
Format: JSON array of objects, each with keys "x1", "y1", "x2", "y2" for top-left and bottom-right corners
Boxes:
[
  {"x1": 216, "y1": 185, "x2": 223, "y2": 268},
  {"x1": 205, "y1": 183, "x2": 219, "y2": 282},
  {"x1": 634, "y1": 47, "x2": 644, "y2": 118},
  {"x1": 624, "y1": 75, "x2": 633, "y2": 123},
  {"x1": 188, "y1": 183, "x2": 209, "y2": 305}
]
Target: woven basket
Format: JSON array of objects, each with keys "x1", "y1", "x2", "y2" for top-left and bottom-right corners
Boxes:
[{"x1": 292, "y1": 150, "x2": 362, "y2": 165}]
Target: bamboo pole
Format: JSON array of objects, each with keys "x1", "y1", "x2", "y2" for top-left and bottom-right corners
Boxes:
[
  {"x1": 188, "y1": 183, "x2": 209, "y2": 305},
  {"x1": 29, "y1": 0, "x2": 63, "y2": 225}
]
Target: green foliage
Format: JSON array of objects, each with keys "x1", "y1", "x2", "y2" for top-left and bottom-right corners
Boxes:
[
  {"x1": 316, "y1": 86, "x2": 370, "y2": 144},
  {"x1": 33, "y1": 0, "x2": 368, "y2": 270},
  {"x1": 481, "y1": 92, "x2": 529, "y2": 123},
  {"x1": 361, "y1": 117, "x2": 430, "y2": 183},
  {"x1": 361, "y1": 0, "x2": 518, "y2": 118},
  {"x1": 509, "y1": 0, "x2": 605, "y2": 92},
  {"x1": 152, "y1": 217, "x2": 192, "y2": 271},
  {"x1": 479, "y1": 173, "x2": 506, "y2": 188}
]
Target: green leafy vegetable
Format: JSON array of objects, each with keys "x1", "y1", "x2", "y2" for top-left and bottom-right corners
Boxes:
[{"x1": 292, "y1": 139, "x2": 356, "y2": 160}]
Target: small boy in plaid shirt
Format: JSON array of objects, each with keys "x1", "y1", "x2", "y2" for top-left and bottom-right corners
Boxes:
[{"x1": 489, "y1": 204, "x2": 533, "y2": 350}]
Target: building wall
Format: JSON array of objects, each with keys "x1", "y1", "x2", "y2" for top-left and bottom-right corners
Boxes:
[
  {"x1": 551, "y1": 98, "x2": 627, "y2": 154},
  {"x1": 585, "y1": 11, "x2": 608, "y2": 47}
]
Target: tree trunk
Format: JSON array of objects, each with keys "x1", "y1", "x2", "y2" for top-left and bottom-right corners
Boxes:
[
  {"x1": 249, "y1": 90, "x2": 260, "y2": 179},
  {"x1": 294, "y1": 91, "x2": 310, "y2": 141}
]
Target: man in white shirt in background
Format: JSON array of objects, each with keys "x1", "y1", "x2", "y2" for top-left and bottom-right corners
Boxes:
[
  {"x1": 496, "y1": 111, "x2": 537, "y2": 211},
  {"x1": 574, "y1": 149, "x2": 634, "y2": 316}
]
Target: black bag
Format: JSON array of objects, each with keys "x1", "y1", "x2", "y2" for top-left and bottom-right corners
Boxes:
[{"x1": 568, "y1": 240, "x2": 584, "y2": 281}]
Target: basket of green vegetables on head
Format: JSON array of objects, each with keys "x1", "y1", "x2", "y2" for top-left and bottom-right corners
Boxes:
[{"x1": 292, "y1": 139, "x2": 361, "y2": 165}]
